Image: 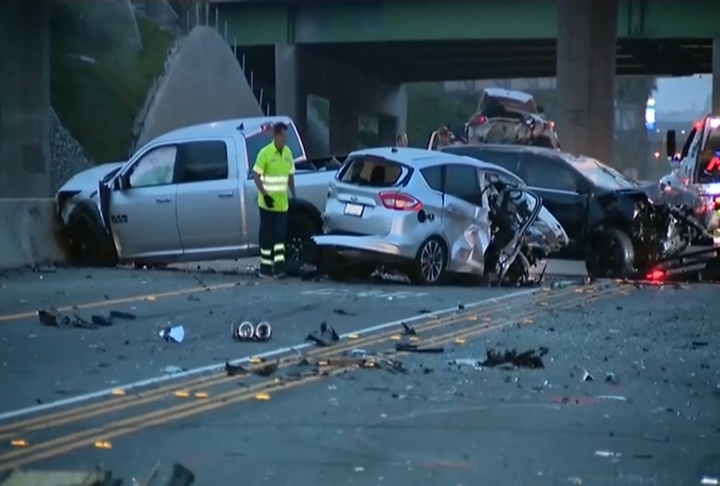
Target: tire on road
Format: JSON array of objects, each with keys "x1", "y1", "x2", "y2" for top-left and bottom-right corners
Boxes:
[
  {"x1": 66, "y1": 209, "x2": 118, "y2": 267},
  {"x1": 409, "y1": 236, "x2": 448, "y2": 285},
  {"x1": 287, "y1": 209, "x2": 321, "y2": 270},
  {"x1": 584, "y1": 227, "x2": 634, "y2": 279}
]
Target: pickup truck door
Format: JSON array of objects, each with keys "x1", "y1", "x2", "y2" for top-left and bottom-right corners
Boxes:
[
  {"x1": 105, "y1": 144, "x2": 182, "y2": 259},
  {"x1": 175, "y1": 138, "x2": 244, "y2": 256},
  {"x1": 518, "y1": 152, "x2": 586, "y2": 244}
]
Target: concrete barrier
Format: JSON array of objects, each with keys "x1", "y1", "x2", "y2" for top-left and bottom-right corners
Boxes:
[{"x1": 0, "y1": 198, "x2": 64, "y2": 269}]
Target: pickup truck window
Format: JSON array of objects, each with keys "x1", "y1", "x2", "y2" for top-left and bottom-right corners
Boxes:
[
  {"x1": 521, "y1": 154, "x2": 578, "y2": 192},
  {"x1": 129, "y1": 145, "x2": 177, "y2": 188},
  {"x1": 176, "y1": 141, "x2": 229, "y2": 183},
  {"x1": 441, "y1": 146, "x2": 521, "y2": 173},
  {"x1": 245, "y1": 129, "x2": 304, "y2": 173}
]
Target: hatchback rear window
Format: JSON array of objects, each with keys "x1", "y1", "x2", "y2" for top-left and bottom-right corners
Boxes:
[{"x1": 338, "y1": 157, "x2": 408, "y2": 187}]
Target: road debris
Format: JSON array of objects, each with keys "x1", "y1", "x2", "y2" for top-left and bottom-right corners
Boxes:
[
  {"x1": 448, "y1": 358, "x2": 483, "y2": 370},
  {"x1": 401, "y1": 322, "x2": 417, "y2": 335},
  {"x1": 224, "y1": 361, "x2": 247, "y2": 376},
  {"x1": 594, "y1": 450, "x2": 620, "y2": 459},
  {"x1": 306, "y1": 321, "x2": 339, "y2": 347},
  {"x1": 395, "y1": 343, "x2": 444, "y2": 353},
  {"x1": 481, "y1": 347, "x2": 548, "y2": 369},
  {"x1": 231, "y1": 321, "x2": 272, "y2": 341},
  {"x1": 91, "y1": 314, "x2": 113, "y2": 327},
  {"x1": 159, "y1": 325, "x2": 185, "y2": 343},
  {"x1": 109, "y1": 310, "x2": 136, "y2": 320},
  {"x1": 162, "y1": 365, "x2": 184, "y2": 374},
  {"x1": 333, "y1": 308, "x2": 355, "y2": 316},
  {"x1": 254, "y1": 360, "x2": 279, "y2": 377},
  {"x1": 581, "y1": 369, "x2": 594, "y2": 381}
]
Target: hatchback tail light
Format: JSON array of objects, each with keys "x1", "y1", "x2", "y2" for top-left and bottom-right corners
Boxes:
[
  {"x1": 379, "y1": 192, "x2": 423, "y2": 211},
  {"x1": 469, "y1": 114, "x2": 487, "y2": 125}
]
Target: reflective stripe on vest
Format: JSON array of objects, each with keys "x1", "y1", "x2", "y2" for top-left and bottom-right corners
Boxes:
[{"x1": 261, "y1": 174, "x2": 288, "y2": 193}]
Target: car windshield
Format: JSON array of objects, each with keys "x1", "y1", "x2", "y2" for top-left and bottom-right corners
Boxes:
[{"x1": 565, "y1": 155, "x2": 640, "y2": 189}]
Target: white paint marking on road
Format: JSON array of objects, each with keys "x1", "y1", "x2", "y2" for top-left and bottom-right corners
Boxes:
[
  {"x1": 0, "y1": 288, "x2": 539, "y2": 422},
  {"x1": 302, "y1": 288, "x2": 429, "y2": 299}
]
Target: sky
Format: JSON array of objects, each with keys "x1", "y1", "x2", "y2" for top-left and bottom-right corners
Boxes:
[{"x1": 654, "y1": 75, "x2": 712, "y2": 114}]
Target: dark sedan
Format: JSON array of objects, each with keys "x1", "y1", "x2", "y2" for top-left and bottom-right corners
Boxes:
[{"x1": 441, "y1": 144, "x2": 703, "y2": 277}]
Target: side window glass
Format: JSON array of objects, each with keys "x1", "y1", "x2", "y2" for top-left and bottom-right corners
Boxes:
[
  {"x1": 520, "y1": 154, "x2": 578, "y2": 192},
  {"x1": 420, "y1": 166, "x2": 443, "y2": 191},
  {"x1": 682, "y1": 128, "x2": 697, "y2": 159},
  {"x1": 484, "y1": 170, "x2": 523, "y2": 187},
  {"x1": 129, "y1": 146, "x2": 177, "y2": 188},
  {"x1": 176, "y1": 141, "x2": 229, "y2": 183},
  {"x1": 475, "y1": 150, "x2": 520, "y2": 174},
  {"x1": 444, "y1": 164, "x2": 481, "y2": 205}
]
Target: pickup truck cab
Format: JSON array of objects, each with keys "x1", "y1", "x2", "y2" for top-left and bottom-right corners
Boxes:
[
  {"x1": 56, "y1": 116, "x2": 337, "y2": 267},
  {"x1": 662, "y1": 115, "x2": 720, "y2": 238}
]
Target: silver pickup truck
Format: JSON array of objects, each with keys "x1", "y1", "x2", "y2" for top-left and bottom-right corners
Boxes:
[{"x1": 55, "y1": 116, "x2": 340, "y2": 267}]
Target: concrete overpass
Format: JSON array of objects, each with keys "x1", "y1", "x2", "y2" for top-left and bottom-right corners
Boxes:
[{"x1": 216, "y1": 0, "x2": 720, "y2": 165}]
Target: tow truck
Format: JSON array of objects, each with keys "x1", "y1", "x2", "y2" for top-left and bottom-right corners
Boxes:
[{"x1": 661, "y1": 115, "x2": 720, "y2": 242}]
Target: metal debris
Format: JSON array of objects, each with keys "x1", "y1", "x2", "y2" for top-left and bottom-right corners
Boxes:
[
  {"x1": 224, "y1": 361, "x2": 247, "y2": 376},
  {"x1": 231, "y1": 321, "x2": 272, "y2": 342},
  {"x1": 401, "y1": 322, "x2": 417, "y2": 335},
  {"x1": 306, "y1": 321, "x2": 339, "y2": 347},
  {"x1": 395, "y1": 343, "x2": 444, "y2": 353},
  {"x1": 482, "y1": 347, "x2": 548, "y2": 369}
]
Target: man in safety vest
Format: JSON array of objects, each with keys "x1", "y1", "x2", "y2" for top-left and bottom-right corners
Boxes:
[{"x1": 252, "y1": 122, "x2": 296, "y2": 278}]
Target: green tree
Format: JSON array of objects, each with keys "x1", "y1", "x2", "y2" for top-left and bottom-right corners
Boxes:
[{"x1": 406, "y1": 83, "x2": 478, "y2": 148}]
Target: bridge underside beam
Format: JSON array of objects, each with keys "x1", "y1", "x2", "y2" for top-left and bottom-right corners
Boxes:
[
  {"x1": 0, "y1": 0, "x2": 51, "y2": 198},
  {"x1": 714, "y1": 40, "x2": 720, "y2": 116},
  {"x1": 555, "y1": 0, "x2": 618, "y2": 163}
]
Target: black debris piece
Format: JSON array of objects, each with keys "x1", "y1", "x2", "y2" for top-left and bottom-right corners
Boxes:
[
  {"x1": 254, "y1": 360, "x2": 279, "y2": 377},
  {"x1": 395, "y1": 343, "x2": 444, "y2": 354},
  {"x1": 91, "y1": 314, "x2": 113, "y2": 327},
  {"x1": 67, "y1": 314, "x2": 96, "y2": 329},
  {"x1": 306, "y1": 321, "x2": 340, "y2": 347},
  {"x1": 333, "y1": 308, "x2": 356, "y2": 316},
  {"x1": 109, "y1": 310, "x2": 136, "y2": 320},
  {"x1": 383, "y1": 357, "x2": 407, "y2": 373},
  {"x1": 418, "y1": 309, "x2": 432, "y2": 314},
  {"x1": 167, "y1": 463, "x2": 196, "y2": 486},
  {"x1": 224, "y1": 361, "x2": 247, "y2": 376},
  {"x1": 605, "y1": 372, "x2": 620, "y2": 385},
  {"x1": 458, "y1": 304, "x2": 465, "y2": 310},
  {"x1": 481, "y1": 347, "x2": 548, "y2": 369},
  {"x1": 401, "y1": 322, "x2": 417, "y2": 336},
  {"x1": 692, "y1": 341, "x2": 709, "y2": 347},
  {"x1": 38, "y1": 309, "x2": 60, "y2": 327}
]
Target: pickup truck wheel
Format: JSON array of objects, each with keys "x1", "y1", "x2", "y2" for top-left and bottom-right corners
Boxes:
[
  {"x1": 67, "y1": 211, "x2": 118, "y2": 267},
  {"x1": 409, "y1": 236, "x2": 448, "y2": 285},
  {"x1": 585, "y1": 228, "x2": 634, "y2": 279},
  {"x1": 287, "y1": 211, "x2": 320, "y2": 267}
]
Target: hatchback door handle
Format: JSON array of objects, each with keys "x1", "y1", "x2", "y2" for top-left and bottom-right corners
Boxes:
[
  {"x1": 156, "y1": 197, "x2": 171, "y2": 203},
  {"x1": 218, "y1": 191, "x2": 234, "y2": 198}
]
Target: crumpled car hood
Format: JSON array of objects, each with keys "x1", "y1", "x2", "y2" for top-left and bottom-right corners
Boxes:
[{"x1": 57, "y1": 162, "x2": 125, "y2": 194}]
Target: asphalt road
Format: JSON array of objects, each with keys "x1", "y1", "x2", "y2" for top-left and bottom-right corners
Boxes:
[{"x1": 0, "y1": 266, "x2": 717, "y2": 485}]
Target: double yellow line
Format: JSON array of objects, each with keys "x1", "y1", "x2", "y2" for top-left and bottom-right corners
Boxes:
[{"x1": 0, "y1": 283, "x2": 622, "y2": 471}]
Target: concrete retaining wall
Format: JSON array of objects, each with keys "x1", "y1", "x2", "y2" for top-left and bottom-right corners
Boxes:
[
  {"x1": 136, "y1": 25, "x2": 262, "y2": 148},
  {"x1": 0, "y1": 199, "x2": 64, "y2": 269}
]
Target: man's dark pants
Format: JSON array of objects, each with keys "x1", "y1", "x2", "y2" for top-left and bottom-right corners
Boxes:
[{"x1": 259, "y1": 207, "x2": 287, "y2": 275}]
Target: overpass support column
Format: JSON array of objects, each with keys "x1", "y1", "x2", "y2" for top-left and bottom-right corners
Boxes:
[
  {"x1": 329, "y1": 103, "x2": 359, "y2": 154},
  {"x1": 556, "y1": 0, "x2": 618, "y2": 163},
  {"x1": 0, "y1": 0, "x2": 51, "y2": 197},
  {"x1": 275, "y1": 45, "x2": 308, "y2": 144},
  {"x1": 713, "y1": 40, "x2": 720, "y2": 116}
]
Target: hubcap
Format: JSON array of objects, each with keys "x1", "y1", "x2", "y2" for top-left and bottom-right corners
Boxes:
[{"x1": 420, "y1": 240, "x2": 444, "y2": 282}]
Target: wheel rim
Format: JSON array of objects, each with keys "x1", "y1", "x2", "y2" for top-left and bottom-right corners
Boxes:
[
  {"x1": 288, "y1": 236, "x2": 305, "y2": 262},
  {"x1": 420, "y1": 240, "x2": 444, "y2": 282}
]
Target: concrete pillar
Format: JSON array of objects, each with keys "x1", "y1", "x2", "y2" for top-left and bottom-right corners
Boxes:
[
  {"x1": 329, "y1": 103, "x2": 358, "y2": 154},
  {"x1": 275, "y1": 45, "x2": 308, "y2": 144},
  {"x1": 378, "y1": 115, "x2": 398, "y2": 146},
  {"x1": 713, "y1": 40, "x2": 720, "y2": 116},
  {"x1": 0, "y1": 0, "x2": 51, "y2": 198},
  {"x1": 555, "y1": 0, "x2": 618, "y2": 163}
]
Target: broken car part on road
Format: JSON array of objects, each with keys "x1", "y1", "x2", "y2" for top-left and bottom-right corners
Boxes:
[
  {"x1": 231, "y1": 321, "x2": 272, "y2": 342},
  {"x1": 0, "y1": 284, "x2": 622, "y2": 472}
]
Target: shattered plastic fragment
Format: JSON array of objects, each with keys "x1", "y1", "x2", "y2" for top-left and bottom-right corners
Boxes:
[
  {"x1": 159, "y1": 325, "x2": 185, "y2": 343},
  {"x1": 94, "y1": 440, "x2": 112, "y2": 449},
  {"x1": 594, "y1": 450, "x2": 620, "y2": 458},
  {"x1": 10, "y1": 440, "x2": 27, "y2": 447},
  {"x1": 582, "y1": 369, "x2": 594, "y2": 381}
]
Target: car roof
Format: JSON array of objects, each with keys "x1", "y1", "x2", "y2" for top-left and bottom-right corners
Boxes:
[
  {"x1": 482, "y1": 88, "x2": 534, "y2": 103},
  {"x1": 349, "y1": 146, "x2": 522, "y2": 181},
  {"x1": 152, "y1": 116, "x2": 294, "y2": 144},
  {"x1": 441, "y1": 143, "x2": 564, "y2": 159}
]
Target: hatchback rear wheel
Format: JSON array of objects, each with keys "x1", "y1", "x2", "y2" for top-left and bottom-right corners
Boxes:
[{"x1": 409, "y1": 236, "x2": 447, "y2": 285}]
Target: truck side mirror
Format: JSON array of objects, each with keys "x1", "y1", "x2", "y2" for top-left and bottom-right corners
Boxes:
[{"x1": 665, "y1": 130, "x2": 677, "y2": 158}]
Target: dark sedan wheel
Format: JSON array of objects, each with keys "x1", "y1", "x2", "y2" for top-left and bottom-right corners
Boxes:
[
  {"x1": 585, "y1": 228, "x2": 635, "y2": 279},
  {"x1": 409, "y1": 236, "x2": 448, "y2": 285},
  {"x1": 66, "y1": 211, "x2": 118, "y2": 267}
]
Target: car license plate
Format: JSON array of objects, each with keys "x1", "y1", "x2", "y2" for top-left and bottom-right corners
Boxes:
[{"x1": 344, "y1": 203, "x2": 364, "y2": 217}]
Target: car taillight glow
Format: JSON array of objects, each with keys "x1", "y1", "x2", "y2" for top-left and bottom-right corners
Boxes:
[
  {"x1": 379, "y1": 192, "x2": 423, "y2": 211},
  {"x1": 646, "y1": 269, "x2": 665, "y2": 281},
  {"x1": 470, "y1": 114, "x2": 487, "y2": 125}
]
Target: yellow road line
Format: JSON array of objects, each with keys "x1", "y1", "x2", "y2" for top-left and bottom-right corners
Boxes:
[
  {"x1": 0, "y1": 282, "x2": 240, "y2": 323},
  {"x1": 0, "y1": 287, "x2": 575, "y2": 439},
  {"x1": 0, "y1": 285, "x2": 623, "y2": 470}
]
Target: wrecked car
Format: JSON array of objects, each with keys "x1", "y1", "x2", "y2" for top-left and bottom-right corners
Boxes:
[
  {"x1": 441, "y1": 143, "x2": 709, "y2": 278},
  {"x1": 464, "y1": 88, "x2": 560, "y2": 150},
  {"x1": 55, "y1": 116, "x2": 337, "y2": 267},
  {"x1": 311, "y1": 147, "x2": 568, "y2": 286}
]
